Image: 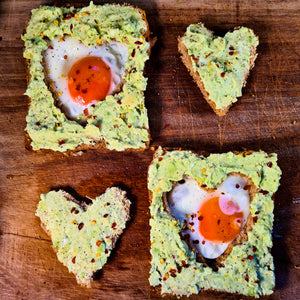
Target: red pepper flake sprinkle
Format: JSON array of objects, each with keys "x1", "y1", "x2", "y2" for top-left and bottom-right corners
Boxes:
[
  {"x1": 70, "y1": 24, "x2": 73, "y2": 30},
  {"x1": 267, "y1": 161, "x2": 273, "y2": 168},
  {"x1": 170, "y1": 269, "x2": 176, "y2": 274},
  {"x1": 96, "y1": 240, "x2": 102, "y2": 246},
  {"x1": 255, "y1": 211, "x2": 260, "y2": 215},
  {"x1": 64, "y1": 55, "x2": 68, "y2": 59},
  {"x1": 170, "y1": 273, "x2": 176, "y2": 278},
  {"x1": 135, "y1": 41, "x2": 143, "y2": 45},
  {"x1": 131, "y1": 49, "x2": 136, "y2": 58},
  {"x1": 59, "y1": 140, "x2": 65, "y2": 145},
  {"x1": 117, "y1": 100, "x2": 121, "y2": 105},
  {"x1": 253, "y1": 216, "x2": 258, "y2": 223},
  {"x1": 253, "y1": 247, "x2": 257, "y2": 252},
  {"x1": 247, "y1": 255, "x2": 254, "y2": 260},
  {"x1": 84, "y1": 108, "x2": 89, "y2": 116},
  {"x1": 72, "y1": 256, "x2": 76, "y2": 264},
  {"x1": 105, "y1": 249, "x2": 108, "y2": 254},
  {"x1": 202, "y1": 240, "x2": 205, "y2": 245},
  {"x1": 106, "y1": 202, "x2": 110, "y2": 206},
  {"x1": 95, "y1": 124, "x2": 101, "y2": 129},
  {"x1": 236, "y1": 184, "x2": 240, "y2": 188},
  {"x1": 255, "y1": 280, "x2": 260, "y2": 284},
  {"x1": 193, "y1": 267, "x2": 197, "y2": 270},
  {"x1": 112, "y1": 222, "x2": 117, "y2": 229},
  {"x1": 261, "y1": 190, "x2": 269, "y2": 195},
  {"x1": 91, "y1": 258, "x2": 95, "y2": 263},
  {"x1": 70, "y1": 207, "x2": 75, "y2": 213},
  {"x1": 78, "y1": 222, "x2": 84, "y2": 230},
  {"x1": 166, "y1": 99, "x2": 172, "y2": 103},
  {"x1": 245, "y1": 274, "x2": 249, "y2": 282},
  {"x1": 229, "y1": 51, "x2": 234, "y2": 55},
  {"x1": 172, "y1": 255, "x2": 175, "y2": 259},
  {"x1": 201, "y1": 184, "x2": 207, "y2": 188},
  {"x1": 181, "y1": 260, "x2": 187, "y2": 266},
  {"x1": 229, "y1": 46, "x2": 234, "y2": 50},
  {"x1": 216, "y1": 64, "x2": 219, "y2": 68},
  {"x1": 241, "y1": 258, "x2": 245, "y2": 262},
  {"x1": 103, "y1": 214, "x2": 108, "y2": 218},
  {"x1": 35, "y1": 122, "x2": 41, "y2": 126},
  {"x1": 74, "y1": 210, "x2": 79, "y2": 214},
  {"x1": 48, "y1": 45, "x2": 53, "y2": 50},
  {"x1": 191, "y1": 54, "x2": 199, "y2": 63},
  {"x1": 158, "y1": 157, "x2": 163, "y2": 162},
  {"x1": 198, "y1": 216, "x2": 203, "y2": 221},
  {"x1": 221, "y1": 72, "x2": 225, "y2": 78}
]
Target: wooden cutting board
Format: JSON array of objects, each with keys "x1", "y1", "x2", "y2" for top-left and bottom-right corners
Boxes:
[{"x1": 0, "y1": 0, "x2": 299, "y2": 299}]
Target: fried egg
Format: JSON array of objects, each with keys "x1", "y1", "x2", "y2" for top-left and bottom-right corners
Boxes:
[
  {"x1": 43, "y1": 36, "x2": 128, "y2": 121},
  {"x1": 167, "y1": 175, "x2": 250, "y2": 259}
]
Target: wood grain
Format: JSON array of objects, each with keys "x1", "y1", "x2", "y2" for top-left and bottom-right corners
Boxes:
[{"x1": 0, "y1": 0, "x2": 299, "y2": 299}]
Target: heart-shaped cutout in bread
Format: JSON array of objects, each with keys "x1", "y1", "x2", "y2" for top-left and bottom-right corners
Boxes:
[
  {"x1": 36, "y1": 187, "x2": 130, "y2": 287},
  {"x1": 178, "y1": 23, "x2": 259, "y2": 115}
]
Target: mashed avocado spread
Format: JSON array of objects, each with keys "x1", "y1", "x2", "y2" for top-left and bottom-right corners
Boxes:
[
  {"x1": 182, "y1": 24, "x2": 259, "y2": 110},
  {"x1": 23, "y1": 2, "x2": 150, "y2": 151},
  {"x1": 148, "y1": 148, "x2": 281, "y2": 297},
  {"x1": 36, "y1": 188, "x2": 130, "y2": 286}
]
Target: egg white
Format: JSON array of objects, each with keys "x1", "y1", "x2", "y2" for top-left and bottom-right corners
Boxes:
[
  {"x1": 167, "y1": 175, "x2": 250, "y2": 259},
  {"x1": 43, "y1": 36, "x2": 128, "y2": 121}
]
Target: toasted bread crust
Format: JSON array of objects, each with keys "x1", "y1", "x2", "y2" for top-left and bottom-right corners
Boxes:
[
  {"x1": 24, "y1": 4, "x2": 154, "y2": 154},
  {"x1": 39, "y1": 188, "x2": 130, "y2": 287},
  {"x1": 178, "y1": 26, "x2": 258, "y2": 116}
]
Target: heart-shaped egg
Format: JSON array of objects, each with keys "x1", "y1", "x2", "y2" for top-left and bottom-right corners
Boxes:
[{"x1": 36, "y1": 188, "x2": 130, "y2": 287}]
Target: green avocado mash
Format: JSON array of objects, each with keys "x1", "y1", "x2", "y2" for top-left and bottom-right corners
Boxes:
[
  {"x1": 23, "y1": 2, "x2": 150, "y2": 151},
  {"x1": 182, "y1": 24, "x2": 259, "y2": 110},
  {"x1": 36, "y1": 188, "x2": 130, "y2": 286},
  {"x1": 148, "y1": 147, "x2": 281, "y2": 297}
]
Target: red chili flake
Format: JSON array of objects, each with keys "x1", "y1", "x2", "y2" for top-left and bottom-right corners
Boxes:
[
  {"x1": 192, "y1": 240, "x2": 199, "y2": 244},
  {"x1": 202, "y1": 240, "x2": 205, "y2": 245},
  {"x1": 95, "y1": 124, "x2": 101, "y2": 129},
  {"x1": 247, "y1": 255, "x2": 254, "y2": 260},
  {"x1": 112, "y1": 222, "x2": 117, "y2": 229},
  {"x1": 253, "y1": 216, "x2": 258, "y2": 224},
  {"x1": 201, "y1": 184, "x2": 207, "y2": 188},
  {"x1": 229, "y1": 51, "x2": 234, "y2": 55},
  {"x1": 72, "y1": 256, "x2": 76, "y2": 264},
  {"x1": 253, "y1": 247, "x2": 257, "y2": 252},
  {"x1": 35, "y1": 122, "x2": 41, "y2": 126},
  {"x1": 189, "y1": 222, "x2": 194, "y2": 226},
  {"x1": 96, "y1": 240, "x2": 102, "y2": 246},
  {"x1": 128, "y1": 125, "x2": 132, "y2": 128},
  {"x1": 131, "y1": 49, "x2": 136, "y2": 57},
  {"x1": 70, "y1": 24, "x2": 73, "y2": 30},
  {"x1": 255, "y1": 280, "x2": 259, "y2": 284},
  {"x1": 103, "y1": 214, "x2": 108, "y2": 218},
  {"x1": 158, "y1": 157, "x2": 163, "y2": 162},
  {"x1": 91, "y1": 258, "x2": 95, "y2": 263},
  {"x1": 177, "y1": 266, "x2": 182, "y2": 273},
  {"x1": 229, "y1": 46, "x2": 234, "y2": 50},
  {"x1": 78, "y1": 222, "x2": 84, "y2": 230},
  {"x1": 70, "y1": 207, "x2": 75, "y2": 213},
  {"x1": 166, "y1": 99, "x2": 172, "y2": 103},
  {"x1": 243, "y1": 185, "x2": 250, "y2": 190},
  {"x1": 104, "y1": 249, "x2": 108, "y2": 254},
  {"x1": 74, "y1": 210, "x2": 79, "y2": 214},
  {"x1": 117, "y1": 100, "x2": 121, "y2": 105},
  {"x1": 48, "y1": 45, "x2": 53, "y2": 50},
  {"x1": 181, "y1": 260, "x2": 187, "y2": 266},
  {"x1": 172, "y1": 255, "x2": 175, "y2": 259},
  {"x1": 135, "y1": 41, "x2": 143, "y2": 45},
  {"x1": 267, "y1": 161, "x2": 273, "y2": 168},
  {"x1": 105, "y1": 236, "x2": 110, "y2": 239},
  {"x1": 58, "y1": 140, "x2": 65, "y2": 145},
  {"x1": 106, "y1": 202, "x2": 110, "y2": 206},
  {"x1": 255, "y1": 211, "x2": 260, "y2": 215},
  {"x1": 170, "y1": 273, "x2": 176, "y2": 278},
  {"x1": 198, "y1": 216, "x2": 203, "y2": 221},
  {"x1": 205, "y1": 53, "x2": 211, "y2": 59},
  {"x1": 193, "y1": 267, "x2": 197, "y2": 270},
  {"x1": 236, "y1": 184, "x2": 240, "y2": 188},
  {"x1": 241, "y1": 258, "x2": 245, "y2": 262},
  {"x1": 245, "y1": 274, "x2": 249, "y2": 282},
  {"x1": 191, "y1": 54, "x2": 199, "y2": 63},
  {"x1": 82, "y1": 88, "x2": 88, "y2": 94},
  {"x1": 84, "y1": 108, "x2": 89, "y2": 116},
  {"x1": 85, "y1": 12, "x2": 90, "y2": 15},
  {"x1": 64, "y1": 55, "x2": 68, "y2": 59},
  {"x1": 220, "y1": 72, "x2": 225, "y2": 78},
  {"x1": 94, "y1": 19, "x2": 98, "y2": 24},
  {"x1": 170, "y1": 269, "x2": 176, "y2": 274},
  {"x1": 217, "y1": 219, "x2": 220, "y2": 225},
  {"x1": 261, "y1": 190, "x2": 269, "y2": 195}
]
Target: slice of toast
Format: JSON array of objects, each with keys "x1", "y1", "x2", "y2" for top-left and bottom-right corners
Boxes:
[
  {"x1": 148, "y1": 147, "x2": 281, "y2": 298},
  {"x1": 36, "y1": 187, "x2": 130, "y2": 287},
  {"x1": 23, "y1": 3, "x2": 154, "y2": 152},
  {"x1": 178, "y1": 23, "x2": 259, "y2": 116}
]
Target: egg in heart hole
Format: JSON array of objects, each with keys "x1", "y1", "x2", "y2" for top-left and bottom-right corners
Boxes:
[
  {"x1": 43, "y1": 36, "x2": 128, "y2": 122},
  {"x1": 167, "y1": 174, "x2": 251, "y2": 259}
]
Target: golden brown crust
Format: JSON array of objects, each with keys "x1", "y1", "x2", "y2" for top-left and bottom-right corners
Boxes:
[
  {"x1": 148, "y1": 147, "x2": 265, "y2": 297},
  {"x1": 38, "y1": 188, "x2": 130, "y2": 288},
  {"x1": 178, "y1": 26, "x2": 258, "y2": 116},
  {"x1": 24, "y1": 4, "x2": 153, "y2": 153}
]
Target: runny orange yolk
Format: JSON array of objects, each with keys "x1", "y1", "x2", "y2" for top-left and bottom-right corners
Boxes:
[
  {"x1": 198, "y1": 197, "x2": 243, "y2": 243},
  {"x1": 67, "y1": 56, "x2": 111, "y2": 105}
]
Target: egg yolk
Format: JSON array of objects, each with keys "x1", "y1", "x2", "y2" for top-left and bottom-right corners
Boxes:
[
  {"x1": 67, "y1": 56, "x2": 111, "y2": 105},
  {"x1": 198, "y1": 197, "x2": 243, "y2": 243}
]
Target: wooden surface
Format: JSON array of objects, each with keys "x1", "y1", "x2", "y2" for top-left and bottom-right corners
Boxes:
[{"x1": 0, "y1": 0, "x2": 299, "y2": 299}]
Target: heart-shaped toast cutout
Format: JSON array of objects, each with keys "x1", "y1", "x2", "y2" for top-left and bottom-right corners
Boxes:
[
  {"x1": 178, "y1": 23, "x2": 259, "y2": 115},
  {"x1": 36, "y1": 187, "x2": 130, "y2": 287}
]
